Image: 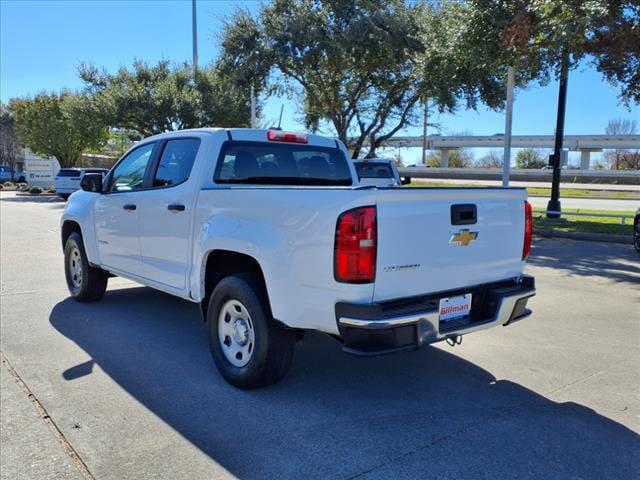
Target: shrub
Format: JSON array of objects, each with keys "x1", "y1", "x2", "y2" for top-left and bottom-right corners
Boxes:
[
  {"x1": 29, "y1": 185, "x2": 42, "y2": 195},
  {"x1": 3, "y1": 181, "x2": 14, "y2": 188}
]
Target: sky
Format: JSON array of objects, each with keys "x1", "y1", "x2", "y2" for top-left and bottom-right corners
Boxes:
[{"x1": 2, "y1": 0, "x2": 638, "y2": 164}]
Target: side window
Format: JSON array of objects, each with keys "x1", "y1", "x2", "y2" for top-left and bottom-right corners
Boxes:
[
  {"x1": 109, "y1": 143, "x2": 155, "y2": 192},
  {"x1": 153, "y1": 139, "x2": 200, "y2": 188}
]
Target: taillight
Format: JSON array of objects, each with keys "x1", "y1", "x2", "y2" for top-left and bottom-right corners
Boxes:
[
  {"x1": 334, "y1": 206, "x2": 377, "y2": 283},
  {"x1": 523, "y1": 201, "x2": 533, "y2": 260},
  {"x1": 267, "y1": 130, "x2": 308, "y2": 144}
]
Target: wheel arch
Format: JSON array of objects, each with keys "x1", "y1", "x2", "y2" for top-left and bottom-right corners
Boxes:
[
  {"x1": 61, "y1": 220, "x2": 82, "y2": 250},
  {"x1": 200, "y1": 249, "x2": 271, "y2": 322}
]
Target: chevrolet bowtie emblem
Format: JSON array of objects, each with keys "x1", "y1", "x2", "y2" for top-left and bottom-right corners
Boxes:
[{"x1": 449, "y1": 229, "x2": 479, "y2": 246}]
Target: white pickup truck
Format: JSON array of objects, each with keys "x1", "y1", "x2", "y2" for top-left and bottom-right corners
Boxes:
[{"x1": 61, "y1": 128, "x2": 535, "y2": 389}]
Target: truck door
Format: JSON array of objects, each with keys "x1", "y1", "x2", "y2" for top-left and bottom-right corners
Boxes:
[
  {"x1": 136, "y1": 138, "x2": 200, "y2": 291},
  {"x1": 94, "y1": 142, "x2": 157, "y2": 276}
]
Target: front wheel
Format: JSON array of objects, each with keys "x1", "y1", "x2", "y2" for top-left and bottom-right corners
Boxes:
[
  {"x1": 64, "y1": 232, "x2": 108, "y2": 302},
  {"x1": 207, "y1": 275, "x2": 295, "y2": 389}
]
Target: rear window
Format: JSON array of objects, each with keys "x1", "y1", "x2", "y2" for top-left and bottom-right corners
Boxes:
[
  {"x1": 57, "y1": 169, "x2": 81, "y2": 177},
  {"x1": 214, "y1": 141, "x2": 352, "y2": 186},
  {"x1": 354, "y1": 162, "x2": 394, "y2": 179}
]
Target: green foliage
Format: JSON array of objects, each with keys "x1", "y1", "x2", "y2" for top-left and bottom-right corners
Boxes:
[
  {"x1": 9, "y1": 92, "x2": 108, "y2": 168},
  {"x1": 221, "y1": 0, "x2": 515, "y2": 158},
  {"x1": 0, "y1": 103, "x2": 21, "y2": 180},
  {"x1": 466, "y1": 0, "x2": 640, "y2": 105},
  {"x1": 3, "y1": 181, "x2": 14, "y2": 187},
  {"x1": 29, "y1": 185, "x2": 42, "y2": 194},
  {"x1": 78, "y1": 60, "x2": 251, "y2": 137},
  {"x1": 515, "y1": 148, "x2": 547, "y2": 169},
  {"x1": 425, "y1": 149, "x2": 473, "y2": 168}
]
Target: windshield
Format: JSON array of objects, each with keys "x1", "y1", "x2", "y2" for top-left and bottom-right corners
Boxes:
[
  {"x1": 57, "y1": 169, "x2": 81, "y2": 177},
  {"x1": 354, "y1": 162, "x2": 394, "y2": 179},
  {"x1": 215, "y1": 141, "x2": 353, "y2": 186}
]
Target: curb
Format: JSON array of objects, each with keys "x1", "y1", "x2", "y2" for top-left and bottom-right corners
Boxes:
[
  {"x1": 14, "y1": 193, "x2": 59, "y2": 197},
  {"x1": 535, "y1": 229, "x2": 631, "y2": 244}
]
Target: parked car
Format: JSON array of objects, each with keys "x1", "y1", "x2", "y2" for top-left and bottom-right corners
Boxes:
[
  {"x1": 353, "y1": 158, "x2": 411, "y2": 187},
  {"x1": 0, "y1": 165, "x2": 26, "y2": 183},
  {"x1": 55, "y1": 168, "x2": 109, "y2": 199},
  {"x1": 634, "y1": 207, "x2": 640, "y2": 253},
  {"x1": 61, "y1": 128, "x2": 535, "y2": 389}
]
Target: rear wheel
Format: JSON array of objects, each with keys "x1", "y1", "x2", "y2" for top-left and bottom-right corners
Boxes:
[
  {"x1": 64, "y1": 232, "x2": 108, "y2": 302},
  {"x1": 207, "y1": 275, "x2": 295, "y2": 389}
]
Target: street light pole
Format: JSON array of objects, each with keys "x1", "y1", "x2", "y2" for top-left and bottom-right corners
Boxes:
[
  {"x1": 502, "y1": 66, "x2": 515, "y2": 187},
  {"x1": 421, "y1": 98, "x2": 428, "y2": 165},
  {"x1": 546, "y1": 53, "x2": 569, "y2": 218},
  {"x1": 192, "y1": 0, "x2": 198, "y2": 74}
]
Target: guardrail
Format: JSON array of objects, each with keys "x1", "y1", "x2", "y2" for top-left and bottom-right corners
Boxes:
[
  {"x1": 397, "y1": 167, "x2": 640, "y2": 185},
  {"x1": 534, "y1": 209, "x2": 635, "y2": 225}
]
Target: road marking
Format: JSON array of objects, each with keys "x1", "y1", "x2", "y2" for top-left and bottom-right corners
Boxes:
[{"x1": 0, "y1": 351, "x2": 95, "y2": 480}]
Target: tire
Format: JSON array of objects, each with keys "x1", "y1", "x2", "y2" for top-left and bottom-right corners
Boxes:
[
  {"x1": 634, "y1": 218, "x2": 640, "y2": 253},
  {"x1": 64, "y1": 232, "x2": 108, "y2": 302},
  {"x1": 59, "y1": 194, "x2": 70, "y2": 200},
  {"x1": 207, "y1": 275, "x2": 295, "y2": 389}
]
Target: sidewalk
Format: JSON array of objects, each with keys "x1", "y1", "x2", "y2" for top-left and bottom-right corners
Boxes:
[{"x1": 1, "y1": 358, "x2": 84, "y2": 480}]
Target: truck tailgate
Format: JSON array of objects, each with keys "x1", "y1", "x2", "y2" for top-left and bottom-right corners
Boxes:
[{"x1": 373, "y1": 188, "x2": 527, "y2": 302}]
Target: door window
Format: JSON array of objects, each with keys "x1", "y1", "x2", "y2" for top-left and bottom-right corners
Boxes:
[
  {"x1": 109, "y1": 143, "x2": 155, "y2": 192},
  {"x1": 153, "y1": 139, "x2": 200, "y2": 188}
]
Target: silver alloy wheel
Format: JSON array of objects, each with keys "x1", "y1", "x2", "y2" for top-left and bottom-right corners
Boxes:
[
  {"x1": 68, "y1": 246, "x2": 83, "y2": 288},
  {"x1": 218, "y1": 299, "x2": 255, "y2": 367}
]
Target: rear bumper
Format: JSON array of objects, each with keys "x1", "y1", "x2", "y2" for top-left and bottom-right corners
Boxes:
[{"x1": 335, "y1": 275, "x2": 535, "y2": 355}]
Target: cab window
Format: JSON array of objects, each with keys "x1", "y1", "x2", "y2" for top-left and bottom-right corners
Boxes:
[
  {"x1": 153, "y1": 139, "x2": 200, "y2": 188},
  {"x1": 109, "y1": 143, "x2": 155, "y2": 192}
]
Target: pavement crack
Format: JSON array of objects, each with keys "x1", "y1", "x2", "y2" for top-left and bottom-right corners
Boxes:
[{"x1": 0, "y1": 351, "x2": 96, "y2": 480}]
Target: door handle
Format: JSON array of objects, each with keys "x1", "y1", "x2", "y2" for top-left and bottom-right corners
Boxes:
[
  {"x1": 167, "y1": 204, "x2": 186, "y2": 212},
  {"x1": 123, "y1": 204, "x2": 137, "y2": 211}
]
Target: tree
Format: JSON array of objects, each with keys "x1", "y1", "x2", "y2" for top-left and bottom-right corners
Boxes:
[
  {"x1": 466, "y1": 1, "x2": 640, "y2": 105},
  {"x1": 425, "y1": 149, "x2": 473, "y2": 168},
  {"x1": 475, "y1": 150, "x2": 504, "y2": 168},
  {"x1": 79, "y1": 60, "x2": 251, "y2": 137},
  {"x1": 9, "y1": 92, "x2": 108, "y2": 168},
  {"x1": 220, "y1": 0, "x2": 518, "y2": 158},
  {"x1": 0, "y1": 104, "x2": 21, "y2": 181},
  {"x1": 604, "y1": 118, "x2": 640, "y2": 169},
  {"x1": 515, "y1": 148, "x2": 547, "y2": 169}
]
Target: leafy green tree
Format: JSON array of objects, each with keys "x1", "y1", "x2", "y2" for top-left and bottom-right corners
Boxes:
[
  {"x1": 79, "y1": 60, "x2": 251, "y2": 137},
  {"x1": 515, "y1": 148, "x2": 547, "y2": 169},
  {"x1": 9, "y1": 92, "x2": 108, "y2": 168},
  {"x1": 220, "y1": 0, "x2": 517, "y2": 158},
  {"x1": 0, "y1": 104, "x2": 22, "y2": 180},
  {"x1": 465, "y1": 0, "x2": 640, "y2": 105}
]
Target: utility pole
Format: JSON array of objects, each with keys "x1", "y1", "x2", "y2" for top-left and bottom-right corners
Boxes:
[
  {"x1": 546, "y1": 53, "x2": 569, "y2": 218},
  {"x1": 192, "y1": 0, "x2": 198, "y2": 74},
  {"x1": 502, "y1": 66, "x2": 515, "y2": 187},
  {"x1": 250, "y1": 85, "x2": 257, "y2": 128},
  {"x1": 421, "y1": 98, "x2": 428, "y2": 165}
]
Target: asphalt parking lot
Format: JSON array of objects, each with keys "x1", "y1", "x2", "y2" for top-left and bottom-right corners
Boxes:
[{"x1": 1, "y1": 191, "x2": 639, "y2": 480}]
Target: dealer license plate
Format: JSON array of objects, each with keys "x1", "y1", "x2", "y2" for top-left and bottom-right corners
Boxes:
[{"x1": 439, "y1": 294, "x2": 472, "y2": 322}]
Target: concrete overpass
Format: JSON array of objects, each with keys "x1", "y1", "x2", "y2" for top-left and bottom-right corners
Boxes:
[{"x1": 384, "y1": 134, "x2": 640, "y2": 169}]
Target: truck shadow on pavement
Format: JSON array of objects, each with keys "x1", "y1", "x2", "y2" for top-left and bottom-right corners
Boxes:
[{"x1": 50, "y1": 286, "x2": 640, "y2": 480}]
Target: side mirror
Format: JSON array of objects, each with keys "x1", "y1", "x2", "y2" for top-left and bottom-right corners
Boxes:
[
  {"x1": 81, "y1": 173, "x2": 103, "y2": 193},
  {"x1": 401, "y1": 176, "x2": 412, "y2": 185}
]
